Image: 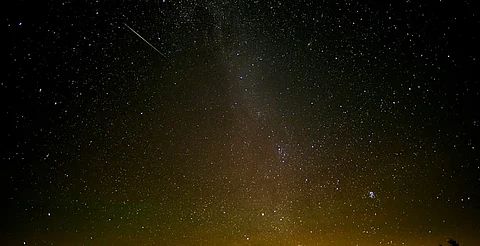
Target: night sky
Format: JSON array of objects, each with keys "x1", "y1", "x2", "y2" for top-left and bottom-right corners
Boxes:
[{"x1": 4, "y1": 1, "x2": 480, "y2": 245}]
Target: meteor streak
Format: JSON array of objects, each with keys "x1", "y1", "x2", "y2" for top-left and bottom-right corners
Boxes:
[{"x1": 124, "y1": 23, "x2": 167, "y2": 58}]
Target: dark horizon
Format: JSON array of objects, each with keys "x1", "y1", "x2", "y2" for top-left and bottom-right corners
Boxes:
[{"x1": 4, "y1": 1, "x2": 479, "y2": 245}]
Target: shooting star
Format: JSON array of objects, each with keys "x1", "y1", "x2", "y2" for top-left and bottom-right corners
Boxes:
[{"x1": 124, "y1": 23, "x2": 167, "y2": 58}]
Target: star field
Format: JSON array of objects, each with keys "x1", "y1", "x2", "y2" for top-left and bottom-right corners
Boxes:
[{"x1": 3, "y1": 1, "x2": 480, "y2": 245}]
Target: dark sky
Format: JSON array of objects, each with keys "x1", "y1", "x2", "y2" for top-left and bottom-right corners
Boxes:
[{"x1": 4, "y1": 1, "x2": 480, "y2": 245}]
